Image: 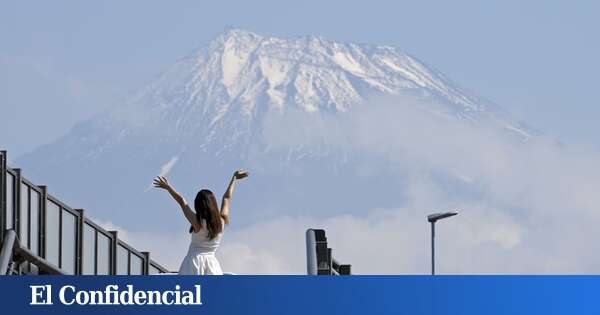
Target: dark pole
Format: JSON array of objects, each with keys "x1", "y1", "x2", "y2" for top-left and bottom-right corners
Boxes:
[
  {"x1": 427, "y1": 211, "x2": 458, "y2": 275},
  {"x1": 431, "y1": 221, "x2": 435, "y2": 275}
]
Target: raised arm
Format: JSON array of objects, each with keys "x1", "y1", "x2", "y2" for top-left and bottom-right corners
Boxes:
[
  {"x1": 221, "y1": 170, "x2": 249, "y2": 225},
  {"x1": 153, "y1": 176, "x2": 201, "y2": 231}
]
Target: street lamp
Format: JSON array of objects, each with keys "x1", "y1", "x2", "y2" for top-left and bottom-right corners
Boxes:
[{"x1": 427, "y1": 211, "x2": 458, "y2": 275}]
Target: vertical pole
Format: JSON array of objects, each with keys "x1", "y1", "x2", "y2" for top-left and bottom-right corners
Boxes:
[
  {"x1": 431, "y1": 221, "x2": 435, "y2": 275},
  {"x1": 109, "y1": 231, "x2": 117, "y2": 275},
  {"x1": 305, "y1": 229, "x2": 318, "y2": 275},
  {"x1": 14, "y1": 169, "x2": 21, "y2": 274},
  {"x1": 38, "y1": 186, "x2": 47, "y2": 260},
  {"x1": 0, "y1": 151, "x2": 6, "y2": 245},
  {"x1": 76, "y1": 209, "x2": 84, "y2": 275},
  {"x1": 327, "y1": 248, "x2": 332, "y2": 275},
  {"x1": 94, "y1": 228, "x2": 98, "y2": 275},
  {"x1": 14, "y1": 169, "x2": 21, "y2": 242},
  {"x1": 142, "y1": 252, "x2": 150, "y2": 275}
]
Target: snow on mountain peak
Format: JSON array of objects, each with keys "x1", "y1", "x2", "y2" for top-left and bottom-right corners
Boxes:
[
  {"x1": 128, "y1": 29, "x2": 529, "y2": 139},
  {"x1": 43, "y1": 29, "x2": 534, "y2": 161},
  {"x1": 191, "y1": 29, "x2": 494, "y2": 116}
]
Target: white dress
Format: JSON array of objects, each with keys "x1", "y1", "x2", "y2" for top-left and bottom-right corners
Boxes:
[{"x1": 178, "y1": 218, "x2": 224, "y2": 275}]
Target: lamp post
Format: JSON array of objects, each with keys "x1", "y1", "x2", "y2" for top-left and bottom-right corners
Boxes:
[{"x1": 427, "y1": 211, "x2": 458, "y2": 275}]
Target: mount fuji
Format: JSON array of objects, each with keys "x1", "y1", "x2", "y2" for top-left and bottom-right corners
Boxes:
[{"x1": 17, "y1": 29, "x2": 533, "y2": 233}]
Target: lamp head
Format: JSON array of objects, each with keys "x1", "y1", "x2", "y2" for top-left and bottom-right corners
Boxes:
[{"x1": 427, "y1": 211, "x2": 459, "y2": 223}]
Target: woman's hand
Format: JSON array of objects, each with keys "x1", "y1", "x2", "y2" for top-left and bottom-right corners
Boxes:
[
  {"x1": 233, "y1": 170, "x2": 249, "y2": 180},
  {"x1": 153, "y1": 176, "x2": 171, "y2": 190},
  {"x1": 221, "y1": 170, "x2": 249, "y2": 225}
]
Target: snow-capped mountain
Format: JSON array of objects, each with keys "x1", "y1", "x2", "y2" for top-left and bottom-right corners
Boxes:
[{"x1": 17, "y1": 29, "x2": 532, "y2": 231}]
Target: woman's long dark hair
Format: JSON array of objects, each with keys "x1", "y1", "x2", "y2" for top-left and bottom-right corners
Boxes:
[{"x1": 190, "y1": 189, "x2": 223, "y2": 240}]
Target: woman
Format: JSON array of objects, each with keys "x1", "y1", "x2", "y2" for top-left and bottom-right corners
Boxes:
[{"x1": 153, "y1": 170, "x2": 249, "y2": 275}]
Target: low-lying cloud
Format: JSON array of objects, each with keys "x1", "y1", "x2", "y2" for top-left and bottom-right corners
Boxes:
[{"x1": 124, "y1": 95, "x2": 600, "y2": 274}]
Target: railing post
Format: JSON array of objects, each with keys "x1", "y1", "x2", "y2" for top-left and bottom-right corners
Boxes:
[
  {"x1": 76, "y1": 209, "x2": 85, "y2": 275},
  {"x1": 38, "y1": 186, "x2": 47, "y2": 260},
  {"x1": 13, "y1": 169, "x2": 22, "y2": 274},
  {"x1": 0, "y1": 150, "x2": 6, "y2": 245},
  {"x1": 109, "y1": 231, "x2": 118, "y2": 275},
  {"x1": 142, "y1": 251, "x2": 150, "y2": 275},
  {"x1": 13, "y1": 169, "x2": 21, "y2": 246}
]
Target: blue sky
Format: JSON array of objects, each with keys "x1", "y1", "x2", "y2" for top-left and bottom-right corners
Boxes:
[
  {"x1": 1, "y1": 0, "x2": 599, "y2": 156},
  {"x1": 3, "y1": 1, "x2": 600, "y2": 274}
]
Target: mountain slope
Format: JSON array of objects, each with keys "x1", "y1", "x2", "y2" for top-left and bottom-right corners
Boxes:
[{"x1": 17, "y1": 29, "x2": 532, "y2": 231}]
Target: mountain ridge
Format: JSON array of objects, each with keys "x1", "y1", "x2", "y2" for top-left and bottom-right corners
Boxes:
[{"x1": 42, "y1": 29, "x2": 530, "y2": 160}]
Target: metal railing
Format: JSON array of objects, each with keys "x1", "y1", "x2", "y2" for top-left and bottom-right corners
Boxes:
[
  {"x1": 0, "y1": 150, "x2": 170, "y2": 275},
  {"x1": 306, "y1": 228, "x2": 351, "y2": 275},
  {"x1": 0, "y1": 229, "x2": 64, "y2": 275}
]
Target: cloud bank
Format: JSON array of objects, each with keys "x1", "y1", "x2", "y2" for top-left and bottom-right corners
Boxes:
[{"x1": 122, "y1": 96, "x2": 600, "y2": 274}]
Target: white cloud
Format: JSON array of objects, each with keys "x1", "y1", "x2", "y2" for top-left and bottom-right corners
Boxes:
[
  {"x1": 159, "y1": 156, "x2": 179, "y2": 177},
  {"x1": 145, "y1": 156, "x2": 179, "y2": 191}
]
